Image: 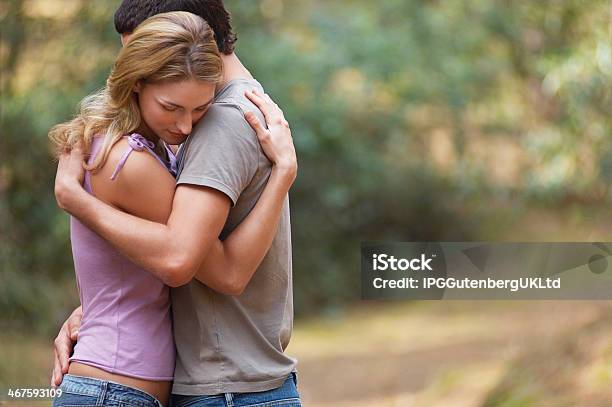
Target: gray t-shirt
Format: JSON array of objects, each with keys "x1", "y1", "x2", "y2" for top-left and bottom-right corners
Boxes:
[{"x1": 170, "y1": 78, "x2": 296, "y2": 395}]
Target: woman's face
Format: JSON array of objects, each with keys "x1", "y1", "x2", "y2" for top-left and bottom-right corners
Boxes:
[{"x1": 134, "y1": 78, "x2": 216, "y2": 145}]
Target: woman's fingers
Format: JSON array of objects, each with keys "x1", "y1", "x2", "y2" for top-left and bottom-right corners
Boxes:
[
  {"x1": 245, "y1": 90, "x2": 273, "y2": 125},
  {"x1": 244, "y1": 91, "x2": 264, "y2": 111},
  {"x1": 245, "y1": 111, "x2": 271, "y2": 142},
  {"x1": 262, "y1": 92, "x2": 283, "y2": 117},
  {"x1": 245, "y1": 89, "x2": 286, "y2": 126},
  {"x1": 244, "y1": 111, "x2": 262, "y2": 132}
]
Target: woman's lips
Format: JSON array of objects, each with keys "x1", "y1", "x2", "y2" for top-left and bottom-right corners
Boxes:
[{"x1": 168, "y1": 130, "x2": 186, "y2": 138}]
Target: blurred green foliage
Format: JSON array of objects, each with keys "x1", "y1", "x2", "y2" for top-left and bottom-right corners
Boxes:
[{"x1": 1, "y1": 0, "x2": 610, "y2": 335}]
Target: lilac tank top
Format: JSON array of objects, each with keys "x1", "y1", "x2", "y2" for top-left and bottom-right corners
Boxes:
[{"x1": 69, "y1": 134, "x2": 177, "y2": 380}]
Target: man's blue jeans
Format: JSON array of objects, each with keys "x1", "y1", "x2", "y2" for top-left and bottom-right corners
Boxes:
[{"x1": 170, "y1": 373, "x2": 301, "y2": 407}]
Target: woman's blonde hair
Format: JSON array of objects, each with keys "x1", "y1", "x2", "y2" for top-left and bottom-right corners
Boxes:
[{"x1": 48, "y1": 11, "x2": 223, "y2": 171}]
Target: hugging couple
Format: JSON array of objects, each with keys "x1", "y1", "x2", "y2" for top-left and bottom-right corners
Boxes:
[{"x1": 49, "y1": 1, "x2": 300, "y2": 406}]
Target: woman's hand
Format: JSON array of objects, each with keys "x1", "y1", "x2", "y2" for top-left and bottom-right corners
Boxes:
[{"x1": 244, "y1": 89, "x2": 297, "y2": 181}]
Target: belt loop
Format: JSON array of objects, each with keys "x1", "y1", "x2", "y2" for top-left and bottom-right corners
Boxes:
[
  {"x1": 292, "y1": 372, "x2": 298, "y2": 386},
  {"x1": 224, "y1": 392, "x2": 234, "y2": 407},
  {"x1": 97, "y1": 381, "x2": 108, "y2": 406}
]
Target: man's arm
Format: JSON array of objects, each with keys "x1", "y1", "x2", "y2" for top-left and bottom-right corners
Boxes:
[{"x1": 56, "y1": 177, "x2": 229, "y2": 287}]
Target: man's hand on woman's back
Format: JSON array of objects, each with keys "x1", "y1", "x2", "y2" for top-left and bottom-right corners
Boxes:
[
  {"x1": 54, "y1": 144, "x2": 86, "y2": 214},
  {"x1": 51, "y1": 306, "x2": 82, "y2": 387}
]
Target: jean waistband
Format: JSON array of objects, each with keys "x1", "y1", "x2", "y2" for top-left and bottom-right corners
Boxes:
[{"x1": 60, "y1": 374, "x2": 163, "y2": 406}]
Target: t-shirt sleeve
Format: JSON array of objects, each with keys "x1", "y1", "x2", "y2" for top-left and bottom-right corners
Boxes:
[{"x1": 176, "y1": 103, "x2": 260, "y2": 206}]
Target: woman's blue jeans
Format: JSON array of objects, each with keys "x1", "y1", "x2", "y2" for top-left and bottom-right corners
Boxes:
[{"x1": 53, "y1": 374, "x2": 164, "y2": 407}]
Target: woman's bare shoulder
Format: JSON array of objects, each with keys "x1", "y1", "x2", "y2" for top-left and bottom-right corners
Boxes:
[{"x1": 90, "y1": 137, "x2": 176, "y2": 222}]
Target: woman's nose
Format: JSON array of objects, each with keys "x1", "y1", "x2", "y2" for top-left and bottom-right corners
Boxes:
[{"x1": 176, "y1": 114, "x2": 192, "y2": 135}]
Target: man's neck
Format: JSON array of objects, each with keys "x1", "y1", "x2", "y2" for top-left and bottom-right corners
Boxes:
[{"x1": 216, "y1": 53, "x2": 254, "y2": 92}]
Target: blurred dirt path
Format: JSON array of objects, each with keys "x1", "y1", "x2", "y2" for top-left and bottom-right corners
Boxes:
[{"x1": 288, "y1": 301, "x2": 608, "y2": 406}]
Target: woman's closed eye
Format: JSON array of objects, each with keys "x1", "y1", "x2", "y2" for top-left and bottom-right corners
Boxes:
[
  {"x1": 195, "y1": 103, "x2": 212, "y2": 112},
  {"x1": 161, "y1": 104, "x2": 178, "y2": 112},
  {"x1": 162, "y1": 104, "x2": 209, "y2": 112}
]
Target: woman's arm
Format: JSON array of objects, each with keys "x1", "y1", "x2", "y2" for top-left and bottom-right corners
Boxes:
[{"x1": 194, "y1": 90, "x2": 297, "y2": 294}]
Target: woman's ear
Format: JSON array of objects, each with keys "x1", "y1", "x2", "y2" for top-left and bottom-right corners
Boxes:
[{"x1": 133, "y1": 81, "x2": 142, "y2": 94}]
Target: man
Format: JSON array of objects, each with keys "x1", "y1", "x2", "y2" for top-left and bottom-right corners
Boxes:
[{"x1": 52, "y1": 1, "x2": 300, "y2": 405}]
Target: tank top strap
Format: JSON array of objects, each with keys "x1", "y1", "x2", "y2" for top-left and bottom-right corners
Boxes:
[
  {"x1": 163, "y1": 142, "x2": 178, "y2": 177},
  {"x1": 110, "y1": 133, "x2": 169, "y2": 180},
  {"x1": 83, "y1": 137, "x2": 105, "y2": 193}
]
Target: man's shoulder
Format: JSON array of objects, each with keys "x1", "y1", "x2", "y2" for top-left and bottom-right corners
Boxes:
[
  {"x1": 192, "y1": 79, "x2": 265, "y2": 137},
  {"x1": 212, "y1": 78, "x2": 265, "y2": 115},
  {"x1": 215, "y1": 78, "x2": 263, "y2": 101}
]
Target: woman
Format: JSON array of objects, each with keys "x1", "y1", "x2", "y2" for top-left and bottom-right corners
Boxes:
[{"x1": 48, "y1": 11, "x2": 296, "y2": 407}]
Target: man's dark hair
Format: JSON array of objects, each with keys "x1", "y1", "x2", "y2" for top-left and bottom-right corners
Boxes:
[{"x1": 114, "y1": 0, "x2": 237, "y2": 54}]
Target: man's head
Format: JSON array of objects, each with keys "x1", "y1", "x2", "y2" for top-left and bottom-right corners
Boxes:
[{"x1": 114, "y1": 0, "x2": 237, "y2": 55}]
